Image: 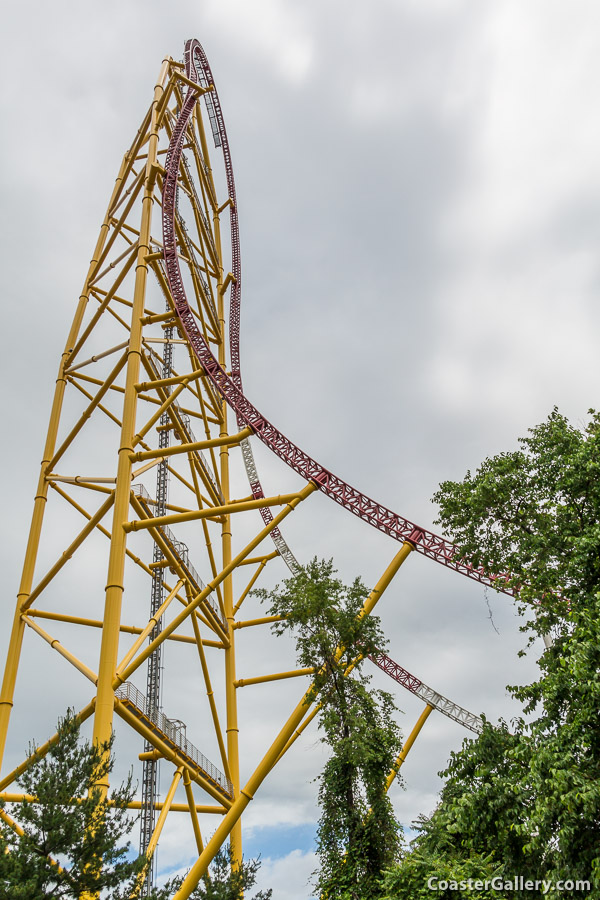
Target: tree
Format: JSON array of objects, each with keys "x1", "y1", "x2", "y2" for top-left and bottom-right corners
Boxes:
[
  {"x1": 0, "y1": 710, "x2": 176, "y2": 900},
  {"x1": 0, "y1": 712, "x2": 273, "y2": 900},
  {"x1": 384, "y1": 409, "x2": 600, "y2": 897},
  {"x1": 193, "y1": 847, "x2": 271, "y2": 900},
  {"x1": 256, "y1": 558, "x2": 403, "y2": 900}
]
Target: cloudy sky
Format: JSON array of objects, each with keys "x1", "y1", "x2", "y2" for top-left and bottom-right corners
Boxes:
[{"x1": 3, "y1": 2, "x2": 600, "y2": 897}]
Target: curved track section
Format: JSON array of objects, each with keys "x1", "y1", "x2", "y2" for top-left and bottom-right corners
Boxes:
[
  {"x1": 370, "y1": 652, "x2": 483, "y2": 734},
  {"x1": 162, "y1": 40, "x2": 511, "y2": 597},
  {"x1": 185, "y1": 40, "x2": 300, "y2": 575}
]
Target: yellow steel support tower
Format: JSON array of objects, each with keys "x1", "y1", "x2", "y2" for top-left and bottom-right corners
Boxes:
[{"x1": 0, "y1": 45, "x2": 435, "y2": 896}]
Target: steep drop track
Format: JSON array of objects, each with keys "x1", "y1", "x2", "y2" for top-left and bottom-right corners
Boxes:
[{"x1": 162, "y1": 38, "x2": 511, "y2": 598}]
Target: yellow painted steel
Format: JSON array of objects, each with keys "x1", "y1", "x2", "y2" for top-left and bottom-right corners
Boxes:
[
  {"x1": 385, "y1": 703, "x2": 434, "y2": 791},
  {"x1": 0, "y1": 700, "x2": 97, "y2": 793},
  {"x1": 21, "y1": 616, "x2": 98, "y2": 684},
  {"x1": 213, "y1": 186, "x2": 243, "y2": 866},
  {"x1": 232, "y1": 560, "x2": 269, "y2": 614},
  {"x1": 129, "y1": 426, "x2": 252, "y2": 462},
  {"x1": 132, "y1": 376, "x2": 193, "y2": 444},
  {"x1": 234, "y1": 668, "x2": 316, "y2": 688},
  {"x1": 233, "y1": 615, "x2": 284, "y2": 629},
  {"x1": 128, "y1": 800, "x2": 224, "y2": 815},
  {"x1": 26, "y1": 494, "x2": 116, "y2": 608},
  {"x1": 1, "y1": 51, "x2": 426, "y2": 896},
  {"x1": 173, "y1": 542, "x2": 414, "y2": 899},
  {"x1": 64, "y1": 340, "x2": 130, "y2": 375},
  {"x1": 134, "y1": 369, "x2": 204, "y2": 392},
  {"x1": 91, "y1": 61, "x2": 170, "y2": 790},
  {"x1": 133, "y1": 767, "x2": 183, "y2": 896},
  {"x1": 0, "y1": 793, "x2": 222, "y2": 816},
  {"x1": 114, "y1": 701, "x2": 232, "y2": 808},
  {"x1": 115, "y1": 581, "x2": 183, "y2": 674},
  {"x1": 26, "y1": 606, "x2": 210, "y2": 646},
  {"x1": 0, "y1": 122, "x2": 141, "y2": 771},
  {"x1": 191, "y1": 614, "x2": 232, "y2": 781},
  {"x1": 237, "y1": 550, "x2": 279, "y2": 566},
  {"x1": 48, "y1": 351, "x2": 129, "y2": 471},
  {"x1": 124, "y1": 491, "x2": 303, "y2": 532},
  {"x1": 183, "y1": 769, "x2": 206, "y2": 853},
  {"x1": 0, "y1": 806, "x2": 65, "y2": 874},
  {"x1": 115, "y1": 482, "x2": 317, "y2": 687}
]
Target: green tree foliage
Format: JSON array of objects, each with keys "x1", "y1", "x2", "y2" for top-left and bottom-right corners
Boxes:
[
  {"x1": 0, "y1": 710, "x2": 176, "y2": 899},
  {"x1": 256, "y1": 558, "x2": 403, "y2": 900},
  {"x1": 433, "y1": 407, "x2": 600, "y2": 616},
  {"x1": 0, "y1": 714, "x2": 273, "y2": 900},
  {"x1": 194, "y1": 846, "x2": 271, "y2": 900},
  {"x1": 385, "y1": 410, "x2": 600, "y2": 898}
]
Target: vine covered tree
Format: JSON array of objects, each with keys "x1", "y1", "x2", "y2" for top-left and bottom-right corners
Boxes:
[
  {"x1": 257, "y1": 558, "x2": 403, "y2": 900},
  {"x1": 383, "y1": 410, "x2": 600, "y2": 898}
]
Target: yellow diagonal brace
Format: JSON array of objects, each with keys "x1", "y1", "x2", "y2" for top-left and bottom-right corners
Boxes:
[
  {"x1": 116, "y1": 580, "x2": 183, "y2": 675},
  {"x1": 135, "y1": 368, "x2": 204, "y2": 392},
  {"x1": 21, "y1": 616, "x2": 98, "y2": 684},
  {"x1": 132, "y1": 376, "x2": 192, "y2": 445},
  {"x1": 64, "y1": 340, "x2": 129, "y2": 375},
  {"x1": 234, "y1": 668, "x2": 316, "y2": 688},
  {"x1": 191, "y1": 614, "x2": 231, "y2": 781},
  {"x1": 233, "y1": 616, "x2": 284, "y2": 630},
  {"x1": 238, "y1": 551, "x2": 279, "y2": 567},
  {"x1": 25, "y1": 493, "x2": 115, "y2": 610},
  {"x1": 129, "y1": 426, "x2": 252, "y2": 462},
  {"x1": 48, "y1": 350, "x2": 128, "y2": 471},
  {"x1": 385, "y1": 703, "x2": 434, "y2": 791},
  {"x1": 124, "y1": 492, "x2": 302, "y2": 532},
  {"x1": 0, "y1": 699, "x2": 96, "y2": 791},
  {"x1": 0, "y1": 806, "x2": 65, "y2": 874},
  {"x1": 133, "y1": 767, "x2": 183, "y2": 896},
  {"x1": 116, "y1": 482, "x2": 318, "y2": 687},
  {"x1": 173, "y1": 69, "x2": 213, "y2": 94},
  {"x1": 26, "y1": 608, "x2": 204, "y2": 646},
  {"x1": 68, "y1": 248, "x2": 138, "y2": 367},
  {"x1": 232, "y1": 561, "x2": 269, "y2": 615},
  {"x1": 183, "y1": 769, "x2": 205, "y2": 853},
  {"x1": 172, "y1": 540, "x2": 414, "y2": 899}
]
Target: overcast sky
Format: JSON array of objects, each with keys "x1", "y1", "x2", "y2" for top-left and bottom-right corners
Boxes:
[{"x1": 2, "y1": 2, "x2": 600, "y2": 898}]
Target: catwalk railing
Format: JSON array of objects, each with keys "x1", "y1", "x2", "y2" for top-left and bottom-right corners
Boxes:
[{"x1": 115, "y1": 681, "x2": 233, "y2": 798}]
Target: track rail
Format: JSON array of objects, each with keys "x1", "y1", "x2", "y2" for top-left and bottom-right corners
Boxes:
[
  {"x1": 185, "y1": 40, "x2": 300, "y2": 573},
  {"x1": 369, "y1": 652, "x2": 482, "y2": 734},
  {"x1": 161, "y1": 39, "x2": 512, "y2": 598}
]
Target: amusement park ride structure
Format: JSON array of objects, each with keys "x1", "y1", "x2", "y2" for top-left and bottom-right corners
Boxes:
[{"x1": 0, "y1": 39, "x2": 510, "y2": 897}]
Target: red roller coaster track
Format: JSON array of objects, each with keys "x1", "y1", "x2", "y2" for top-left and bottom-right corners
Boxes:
[{"x1": 162, "y1": 39, "x2": 511, "y2": 598}]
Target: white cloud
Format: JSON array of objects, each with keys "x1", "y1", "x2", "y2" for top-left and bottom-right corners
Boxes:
[
  {"x1": 254, "y1": 849, "x2": 318, "y2": 900},
  {"x1": 203, "y1": 0, "x2": 314, "y2": 84},
  {"x1": 1, "y1": 0, "x2": 599, "y2": 889}
]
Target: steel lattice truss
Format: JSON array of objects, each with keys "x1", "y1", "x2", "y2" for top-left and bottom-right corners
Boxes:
[{"x1": 0, "y1": 38, "x2": 494, "y2": 899}]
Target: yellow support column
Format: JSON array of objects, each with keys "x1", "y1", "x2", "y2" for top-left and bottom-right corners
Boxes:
[
  {"x1": 91, "y1": 60, "x2": 169, "y2": 784},
  {"x1": 214, "y1": 199, "x2": 243, "y2": 866},
  {"x1": 0, "y1": 143, "x2": 136, "y2": 772}
]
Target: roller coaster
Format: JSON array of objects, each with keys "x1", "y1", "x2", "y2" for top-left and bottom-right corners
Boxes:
[{"x1": 0, "y1": 38, "x2": 503, "y2": 897}]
